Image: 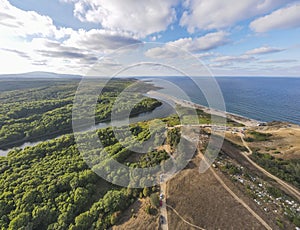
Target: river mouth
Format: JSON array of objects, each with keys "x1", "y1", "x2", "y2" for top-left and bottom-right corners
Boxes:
[{"x1": 0, "y1": 100, "x2": 175, "y2": 157}]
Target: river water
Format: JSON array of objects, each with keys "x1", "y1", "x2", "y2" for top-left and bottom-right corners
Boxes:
[{"x1": 0, "y1": 100, "x2": 175, "y2": 157}]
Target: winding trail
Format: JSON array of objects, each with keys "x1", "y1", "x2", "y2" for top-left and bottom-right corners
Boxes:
[
  {"x1": 239, "y1": 133, "x2": 252, "y2": 155},
  {"x1": 166, "y1": 204, "x2": 205, "y2": 230},
  {"x1": 160, "y1": 124, "x2": 297, "y2": 229},
  {"x1": 163, "y1": 156, "x2": 271, "y2": 229},
  {"x1": 163, "y1": 128, "x2": 272, "y2": 229},
  {"x1": 239, "y1": 133, "x2": 300, "y2": 201}
]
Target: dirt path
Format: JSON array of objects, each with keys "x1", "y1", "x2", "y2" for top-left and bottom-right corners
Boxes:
[
  {"x1": 239, "y1": 133, "x2": 252, "y2": 155},
  {"x1": 239, "y1": 133, "x2": 300, "y2": 201},
  {"x1": 166, "y1": 204, "x2": 205, "y2": 230},
  {"x1": 196, "y1": 145, "x2": 272, "y2": 230},
  {"x1": 160, "y1": 182, "x2": 169, "y2": 230},
  {"x1": 161, "y1": 126, "x2": 275, "y2": 229},
  {"x1": 208, "y1": 166, "x2": 272, "y2": 230},
  {"x1": 181, "y1": 133, "x2": 271, "y2": 229}
]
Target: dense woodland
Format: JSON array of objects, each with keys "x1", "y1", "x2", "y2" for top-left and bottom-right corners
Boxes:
[
  {"x1": 0, "y1": 113, "x2": 183, "y2": 229},
  {"x1": 0, "y1": 79, "x2": 161, "y2": 149},
  {"x1": 0, "y1": 79, "x2": 183, "y2": 229}
]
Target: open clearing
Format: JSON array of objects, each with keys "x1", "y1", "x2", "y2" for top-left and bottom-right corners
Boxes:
[
  {"x1": 247, "y1": 124, "x2": 300, "y2": 159},
  {"x1": 113, "y1": 198, "x2": 158, "y2": 230},
  {"x1": 166, "y1": 154, "x2": 275, "y2": 229}
]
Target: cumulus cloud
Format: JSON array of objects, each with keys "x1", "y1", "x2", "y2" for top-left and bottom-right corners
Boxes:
[
  {"x1": 0, "y1": 0, "x2": 146, "y2": 74},
  {"x1": 180, "y1": 0, "x2": 291, "y2": 32},
  {"x1": 62, "y1": 0, "x2": 178, "y2": 37},
  {"x1": 145, "y1": 31, "x2": 229, "y2": 59},
  {"x1": 0, "y1": 0, "x2": 73, "y2": 39},
  {"x1": 145, "y1": 46, "x2": 178, "y2": 59},
  {"x1": 33, "y1": 28, "x2": 141, "y2": 65},
  {"x1": 26, "y1": 38, "x2": 96, "y2": 67},
  {"x1": 250, "y1": 3, "x2": 300, "y2": 32},
  {"x1": 168, "y1": 31, "x2": 229, "y2": 52},
  {"x1": 245, "y1": 46, "x2": 284, "y2": 55},
  {"x1": 65, "y1": 29, "x2": 141, "y2": 51}
]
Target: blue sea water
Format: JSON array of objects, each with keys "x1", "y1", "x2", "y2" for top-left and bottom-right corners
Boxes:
[{"x1": 143, "y1": 77, "x2": 300, "y2": 125}]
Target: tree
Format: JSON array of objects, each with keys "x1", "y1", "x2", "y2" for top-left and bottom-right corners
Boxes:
[
  {"x1": 74, "y1": 212, "x2": 94, "y2": 229},
  {"x1": 142, "y1": 187, "x2": 150, "y2": 197},
  {"x1": 150, "y1": 193, "x2": 159, "y2": 208},
  {"x1": 8, "y1": 212, "x2": 31, "y2": 230},
  {"x1": 74, "y1": 187, "x2": 89, "y2": 211},
  {"x1": 32, "y1": 205, "x2": 54, "y2": 229}
]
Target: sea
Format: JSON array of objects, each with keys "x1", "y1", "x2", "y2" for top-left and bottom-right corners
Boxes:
[{"x1": 141, "y1": 76, "x2": 300, "y2": 125}]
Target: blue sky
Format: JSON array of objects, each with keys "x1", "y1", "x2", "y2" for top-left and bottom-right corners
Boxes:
[{"x1": 0, "y1": 0, "x2": 300, "y2": 76}]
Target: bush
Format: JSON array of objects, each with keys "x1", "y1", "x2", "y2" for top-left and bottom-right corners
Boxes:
[
  {"x1": 150, "y1": 193, "x2": 159, "y2": 208},
  {"x1": 293, "y1": 216, "x2": 300, "y2": 227},
  {"x1": 266, "y1": 186, "x2": 282, "y2": 198},
  {"x1": 247, "y1": 131, "x2": 272, "y2": 142}
]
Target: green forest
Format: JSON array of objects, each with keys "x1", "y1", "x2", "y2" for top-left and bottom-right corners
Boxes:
[
  {"x1": 0, "y1": 78, "x2": 183, "y2": 229},
  {"x1": 0, "y1": 115, "x2": 184, "y2": 229},
  {"x1": 0, "y1": 79, "x2": 161, "y2": 149}
]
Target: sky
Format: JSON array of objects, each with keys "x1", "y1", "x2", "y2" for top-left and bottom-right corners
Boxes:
[{"x1": 0, "y1": 0, "x2": 300, "y2": 76}]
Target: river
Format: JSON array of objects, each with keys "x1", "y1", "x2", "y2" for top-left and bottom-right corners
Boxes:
[{"x1": 0, "y1": 100, "x2": 175, "y2": 157}]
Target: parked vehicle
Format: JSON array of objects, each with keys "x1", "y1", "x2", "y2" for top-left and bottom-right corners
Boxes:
[
  {"x1": 160, "y1": 215, "x2": 164, "y2": 224},
  {"x1": 160, "y1": 193, "x2": 164, "y2": 199}
]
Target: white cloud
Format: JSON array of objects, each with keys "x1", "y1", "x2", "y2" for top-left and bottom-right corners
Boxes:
[
  {"x1": 260, "y1": 59, "x2": 298, "y2": 63},
  {"x1": 245, "y1": 46, "x2": 284, "y2": 55},
  {"x1": 180, "y1": 0, "x2": 290, "y2": 32},
  {"x1": 0, "y1": 0, "x2": 73, "y2": 39},
  {"x1": 194, "y1": 52, "x2": 215, "y2": 59},
  {"x1": 208, "y1": 63, "x2": 228, "y2": 68},
  {"x1": 145, "y1": 46, "x2": 179, "y2": 59},
  {"x1": 65, "y1": 29, "x2": 141, "y2": 51},
  {"x1": 213, "y1": 55, "x2": 255, "y2": 63},
  {"x1": 145, "y1": 31, "x2": 229, "y2": 59},
  {"x1": 250, "y1": 3, "x2": 300, "y2": 32},
  {"x1": 0, "y1": 0, "x2": 299, "y2": 76},
  {"x1": 0, "y1": 0, "x2": 145, "y2": 74},
  {"x1": 62, "y1": 0, "x2": 178, "y2": 37},
  {"x1": 168, "y1": 31, "x2": 229, "y2": 52}
]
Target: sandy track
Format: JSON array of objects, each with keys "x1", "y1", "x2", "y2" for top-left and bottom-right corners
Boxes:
[{"x1": 239, "y1": 133, "x2": 300, "y2": 201}]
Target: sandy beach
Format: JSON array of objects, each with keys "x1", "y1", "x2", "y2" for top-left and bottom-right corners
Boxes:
[{"x1": 147, "y1": 90, "x2": 259, "y2": 127}]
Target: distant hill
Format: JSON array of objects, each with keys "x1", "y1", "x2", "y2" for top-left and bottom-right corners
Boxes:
[{"x1": 0, "y1": 71, "x2": 82, "y2": 79}]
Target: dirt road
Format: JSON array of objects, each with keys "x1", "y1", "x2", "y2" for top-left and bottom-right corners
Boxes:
[
  {"x1": 160, "y1": 182, "x2": 168, "y2": 230},
  {"x1": 239, "y1": 133, "x2": 300, "y2": 201},
  {"x1": 208, "y1": 165, "x2": 272, "y2": 230}
]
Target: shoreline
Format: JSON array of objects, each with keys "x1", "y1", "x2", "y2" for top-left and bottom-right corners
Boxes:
[{"x1": 146, "y1": 90, "x2": 259, "y2": 127}]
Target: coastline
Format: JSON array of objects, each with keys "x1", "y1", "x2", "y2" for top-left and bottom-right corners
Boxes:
[{"x1": 146, "y1": 90, "x2": 259, "y2": 127}]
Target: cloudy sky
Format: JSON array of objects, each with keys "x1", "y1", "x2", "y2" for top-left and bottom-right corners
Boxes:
[{"x1": 0, "y1": 0, "x2": 300, "y2": 76}]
